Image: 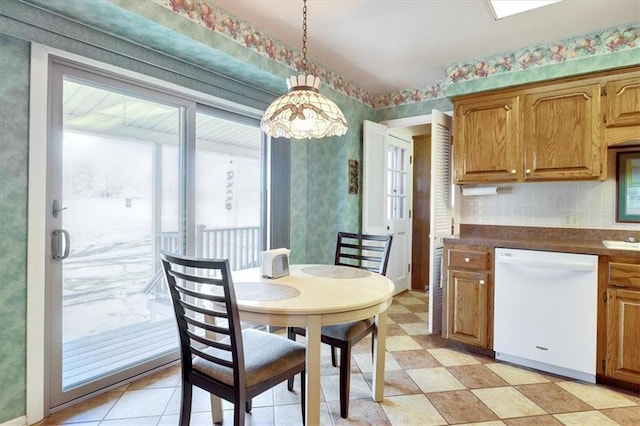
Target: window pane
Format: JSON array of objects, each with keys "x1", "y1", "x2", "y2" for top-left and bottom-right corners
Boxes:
[{"x1": 195, "y1": 111, "x2": 263, "y2": 271}]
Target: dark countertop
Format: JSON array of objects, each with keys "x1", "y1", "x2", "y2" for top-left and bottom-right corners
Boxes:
[{"x1": 444, "y1": 225, "x2": 640, "y2": 258}]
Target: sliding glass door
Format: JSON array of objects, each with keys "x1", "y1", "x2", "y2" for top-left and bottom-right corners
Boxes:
[{"x1": 47, "y1": 61, "x2": 265, "y2": 409}]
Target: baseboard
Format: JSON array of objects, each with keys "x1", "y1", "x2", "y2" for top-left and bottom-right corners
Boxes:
[{"x1": 0, "y1": 416, "x2": 27, "y2": 426}]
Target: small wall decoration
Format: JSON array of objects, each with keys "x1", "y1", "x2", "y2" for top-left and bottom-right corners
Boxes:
[
  {"x1": 348, "y1": 159, "x2": 359, "y2": 194},
  {"x1": 616, "y1": 151, "x2": 640, "y2": 223}
]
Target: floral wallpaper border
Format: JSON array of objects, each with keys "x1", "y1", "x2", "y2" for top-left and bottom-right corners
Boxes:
[
  {"x1": 154, "y1": 0, "x2": 637, "y2": 108},
  {"x1": 446, "y1": 24, "x2": 639, "y2": 84}
]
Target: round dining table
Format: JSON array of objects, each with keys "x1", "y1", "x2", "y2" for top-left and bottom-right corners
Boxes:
[{"x1": 209, "y1": 264, "x2": 394, "y2": 425}]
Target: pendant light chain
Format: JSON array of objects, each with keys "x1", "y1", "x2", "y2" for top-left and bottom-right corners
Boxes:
[{"x1": 302, "y1": 0, "x2": 308, "y2": 74}]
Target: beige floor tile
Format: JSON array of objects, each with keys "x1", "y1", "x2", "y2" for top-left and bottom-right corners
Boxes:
[
  {"x1": 472, "y1": 387, "x2": 546, "y2": 419},
  {"x1": 381, "y1": 394, "x2": 447, "y2": 426},
  {"x1": 274, "y1": 403, "x2": 307, "y2": 425},
  {"x1": 369, "y1": 369, "x2": 423, "y2": 397},
  {"x1": 99, "y1": 416, "x2": 161, "y2": 425},
  {"x1": 407, "y1": 367, "x2": 466, "y2": 393},
  {"x1": 414, "y1": 312, "x2": 429, "y2": 322},
  {"x1": 158, "y1": 411, "x2": 215, "y2": 425},
  {"x1": 388, "y1": 313, "x2": 425, "y2": 325},
  {"x1": 457, "y1": 422, "x2": 506, "y2": 426},
  {"x1": 127, "y1": 364, "x2": 180, "y2": 390},
  {"x1": 387, "y1": 304, "x2": 412, "y2": 314},
  {"x1": 166, "y1": 405, "x2": 279, "y2": 425},
  {"x1": 395, "y1": 296, "x2": 426, "y2": 306},
  {"x1": 353, "y1": 350, "x2": 402, "y2": 373},
  {"x1": 42, "y1": 390, "x2": 123, "y2": 424},
  {"x1": 428, "y1": 348, "x2": 481, "y2": 367},
  {"x1": 321, "y1": 372, "x2": 371, "y2": 402},
  {"x1": 553, "y1": 410, "x2": 621, "y2": 425},
  {"x1": 273, "y1": 379, "x2": 304, "y2": 406},
  {"x1": 329, "y1": 398, "x2": 391, "y2": 425},
  {"x1": 485, "y1": 363, "x2": 550, "y2": 385},
  {"x1": 103, "y1": 388, "x2": 175, "y2": 419},
  {"x1": 556, "y1": 381, "x2": 637, "y2": 409},
  {"x1": 398, "y1": 322, "x2": 430, "y2": 336},
  {"x1": 385, "y1": 335, "x2": 423, "y2": 351}
]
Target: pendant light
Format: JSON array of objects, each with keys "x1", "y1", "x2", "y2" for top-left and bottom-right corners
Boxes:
[{"x1": 260, "y1": 0, "x2": 348, "y2": 139}]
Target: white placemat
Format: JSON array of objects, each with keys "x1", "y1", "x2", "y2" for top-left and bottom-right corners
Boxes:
[
  {"x1": 234, "y1": 282, "x2": 300, "y2": 301},
  {"x1": 301, "y1": 265, "x2": 371, "y2": 279}
]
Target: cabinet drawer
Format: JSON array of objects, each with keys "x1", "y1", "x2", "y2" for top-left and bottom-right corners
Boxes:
[
  {"x1": 448, "y1": 249, "x2": 489, "y2": 270},
  {"x1": 609, "y1": 261, "x2": 640, "y2": 289}
]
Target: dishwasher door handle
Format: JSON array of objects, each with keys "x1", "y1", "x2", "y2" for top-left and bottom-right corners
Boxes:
[{"x1": 495, "y1": 255, "x2": 596, "y2": 271}]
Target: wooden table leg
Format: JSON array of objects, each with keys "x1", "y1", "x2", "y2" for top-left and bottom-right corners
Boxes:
[
  {"x1": 305, "y1": 315, "x2": 322, "y2": 425},
  {"x1": 210, "y1": 394, "x2": 223, "y2": 423},
  {"x1": 372, "y1": 311, "x2": 387, "y2": 402}
]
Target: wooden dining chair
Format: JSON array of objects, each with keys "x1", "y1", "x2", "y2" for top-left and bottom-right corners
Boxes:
[
  {"x1": 160, "y1": 251, "x2": 306, "y2": 426},
  {"x1": 288, "y1": 232, "x2": 392, "y2": 418}
]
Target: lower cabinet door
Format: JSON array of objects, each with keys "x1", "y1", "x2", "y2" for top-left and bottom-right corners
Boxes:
[
  {"x1": 447, "y1": 269, "x2": 490, "y2": 348},
  {"x1": 606, "y1": 288, "x2": 640, "y2": 384}
]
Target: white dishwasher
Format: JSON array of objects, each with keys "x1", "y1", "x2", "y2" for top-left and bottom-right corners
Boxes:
[{"x1": 494, "y1": 248, "x2": 598, "y2": 383}]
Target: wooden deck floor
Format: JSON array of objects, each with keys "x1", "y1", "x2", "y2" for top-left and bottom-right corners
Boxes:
[{"x1": 63, "y1": 318, "x2": 178, "y2": 388}]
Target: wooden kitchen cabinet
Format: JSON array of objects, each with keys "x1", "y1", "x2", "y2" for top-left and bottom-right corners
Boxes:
[
  {"x1": 604, "y1": 72, "x2": 640, "y2": 145},
  {"x1": 453, "y1": 79, "x2": 604, "y2": 184},
  {"x1": 601, "y1": 256, "x2": 640, "y2": 386},
  {"x1": 454, "y1": 94, "x2": 520, "y2": 183},
  {"x1": 444, "y1": 244, "x2": 493, "y2": 349},
  {"x1": 522, "y1": 82, "x2": 603, "y2": 181}
]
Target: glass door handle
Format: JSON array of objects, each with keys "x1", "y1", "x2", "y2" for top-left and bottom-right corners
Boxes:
[{"x1": 52, "y1": 229, "x2": 70, "y2": 260}]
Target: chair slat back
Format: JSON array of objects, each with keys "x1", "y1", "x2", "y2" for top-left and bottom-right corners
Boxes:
[
  {"x1": 334, "y1": 232, "x2": 393, "y2": 275},
  {"x1": 160, "y1": 251, "x2": 245, "y2": 387}
]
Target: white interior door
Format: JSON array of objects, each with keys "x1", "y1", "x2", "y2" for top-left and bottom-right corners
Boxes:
[
  {"x1": 428, "y1": 110, "x2": 453, "y2": 334},
  {"x1": 386, "y1": 136, "x2": 412, "y2": 293},
  {"x1": 362, "y1": 121, "x2": 413, "y2": 294}
]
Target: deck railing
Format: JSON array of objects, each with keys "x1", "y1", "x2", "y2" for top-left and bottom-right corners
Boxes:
[{"x1": 155, "y1": 225, "x2": 262, "y2": 271}]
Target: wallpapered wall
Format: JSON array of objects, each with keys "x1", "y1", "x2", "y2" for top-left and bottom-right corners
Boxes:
[{"x1": 0, "y1": 33, "x2": 30, "y2": 422}]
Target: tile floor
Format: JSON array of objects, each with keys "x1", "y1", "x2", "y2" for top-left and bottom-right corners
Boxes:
[{"x1": 39, "y1": 291, "x2": 640, "y2": 425}]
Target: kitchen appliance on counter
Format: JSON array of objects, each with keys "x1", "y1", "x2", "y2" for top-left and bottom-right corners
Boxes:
[{"x1": 494, "y1": 248, "x2": 598, "y2": 383}]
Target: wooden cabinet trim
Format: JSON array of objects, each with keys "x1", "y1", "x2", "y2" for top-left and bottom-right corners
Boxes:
[{"x1": 453, "y1": 66, "x2": 640, "y2": 184}]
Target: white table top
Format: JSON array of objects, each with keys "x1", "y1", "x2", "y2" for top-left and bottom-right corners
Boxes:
[{"x1": 231, "y1": 264, "x2": 394, "y2": 317}]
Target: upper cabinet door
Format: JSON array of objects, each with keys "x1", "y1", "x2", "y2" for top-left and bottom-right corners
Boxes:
[
  {"x1": 606, "y1": 76, "x2": 640, "y2": 128},
  {"x1": 454, "y1": 94, "x2": 520, "y2": 183},
  {"x1": 605, "y1": 74, "x2": 640, "y2": 145},
  {"x1": 523, "y1": 82, "x2": 603, "y2": 181}
]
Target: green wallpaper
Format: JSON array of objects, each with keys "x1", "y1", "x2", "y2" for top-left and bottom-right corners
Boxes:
[{"x1": 0, "y1": 33, "x2": 29, "y2": 422}]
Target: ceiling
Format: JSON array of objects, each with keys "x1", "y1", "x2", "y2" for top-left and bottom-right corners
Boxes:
[{"x1": 212, "y1": 0, "x2": 640, "y2": 95}]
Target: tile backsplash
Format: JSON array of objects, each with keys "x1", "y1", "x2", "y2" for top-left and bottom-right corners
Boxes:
[{"x1": 459, "y1": 151, "x2": 640, "y2": 231}]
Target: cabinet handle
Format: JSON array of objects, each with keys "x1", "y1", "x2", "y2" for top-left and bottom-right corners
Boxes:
[
  {"x1": 479, "y1": 280, "x2": 485, "y2": 285},
  {"x1": 464, "y1": 257, "x2": 470, "y2": 263},
  {"x1": 510, "y1": 169, "x2": 516, "y2": 174},
  {"x1": 525, "y1": 168, "x2": 531, "y2": 174},
  {"x1": 504, "y1": 105, "x2": 510, "y2": 111}
]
